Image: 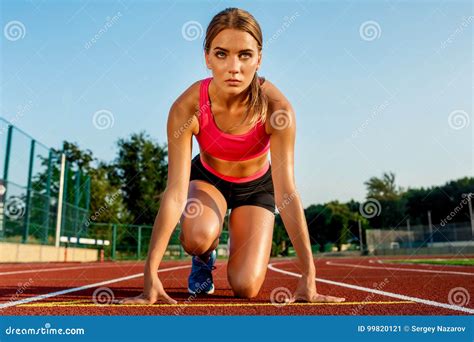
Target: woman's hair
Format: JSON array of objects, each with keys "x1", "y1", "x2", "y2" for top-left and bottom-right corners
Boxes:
[{"x1": 204, "y1": 8, "x2": 268, "y2": 129}]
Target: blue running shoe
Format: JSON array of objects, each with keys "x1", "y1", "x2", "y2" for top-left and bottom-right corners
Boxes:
[{"x1": 187, "y1": 250, "x2": 216, "y2": 295}]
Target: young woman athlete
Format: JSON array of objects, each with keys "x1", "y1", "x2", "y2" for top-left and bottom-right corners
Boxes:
[{"x1": 121, "y1": 8, "x2": 345, "y2": 305}]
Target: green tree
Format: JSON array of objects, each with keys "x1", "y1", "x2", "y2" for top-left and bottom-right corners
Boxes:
[
  {"x1": 363, "y1": 172, "x2": 406, "y2": 228},
  {"x1": 88, "y1": 161, "x2": 130, "y2": 224},
  {"x1": 364, "y1": 171, "x2": 403, "y2": 200},
  {"x1": 113, "y1": 132, "x2": 168, "y2": 225},
  {"x1": 305, "y1": 204, "x2": 331, "y2": 252},
  {"x1": 305, "y1": 201, "x2": 358, "y2": 252},
  {"x1": 325, "y1": 201, "x2": 353, "y2": 251},
  {"x1": 404, "y1": 177, "x2": 474, "y2": 225},
  {"x1": 271, "y1": 214, "x2": 290, "y2": 257}
]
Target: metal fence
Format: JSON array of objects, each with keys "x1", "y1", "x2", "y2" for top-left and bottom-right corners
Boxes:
[
  {"x1": 0, "y1": 118, "x2": 90, "y2": 245},
  {"x1": 366, "y1": 221, "x2": 474, "y2": 254},
  {"x1": 71, "y1": 223, "x2": 230, "y2": 261},
  {"x1": 0, "y1": 118, "x2": 228, "y2": 261}
]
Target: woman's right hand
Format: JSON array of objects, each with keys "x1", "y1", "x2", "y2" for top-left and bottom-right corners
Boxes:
[{"x1": 119, "y1": 270, "x2": 177, "y2": 305}]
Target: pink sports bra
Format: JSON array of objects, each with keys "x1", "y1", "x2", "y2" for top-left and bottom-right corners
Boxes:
[{"x1": 195, "y1": 77, "x2": 271, "y2": 183}]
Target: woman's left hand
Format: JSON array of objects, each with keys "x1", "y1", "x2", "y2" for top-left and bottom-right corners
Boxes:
[{"x1": 290, "y1": 275, "x2": 345, "y2": 303}]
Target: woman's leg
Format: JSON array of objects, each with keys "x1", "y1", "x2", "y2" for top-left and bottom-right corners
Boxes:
[
  {"x1": 179, "y1": 180, "x2": 228, "y2": 258},
  {"x1": 227, "y1": 205, "x2": 275, "y2": 298}
]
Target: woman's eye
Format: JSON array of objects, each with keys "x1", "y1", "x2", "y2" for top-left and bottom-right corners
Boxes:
[{"x1": 214, "y1": 52, "x2": 252, "y2": 59}]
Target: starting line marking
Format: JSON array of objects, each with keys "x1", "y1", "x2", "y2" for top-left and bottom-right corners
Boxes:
[
  {"x1": 327, "y1": 261, "x2": 474, "y2": 276},
  {"x1": 0, "y1": 265, "x2": 191, "y2": 310},
  {"x1": 268, "y1": 262, "x2": 474, "y2": 314},
  {"x1": 17, "y1": 300, "x2": 414, "y2": 308}
]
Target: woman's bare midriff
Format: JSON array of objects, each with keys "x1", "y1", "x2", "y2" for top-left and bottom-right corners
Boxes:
[{"x1": 200, "y1": 150, "x2": 269, "y2": 178}]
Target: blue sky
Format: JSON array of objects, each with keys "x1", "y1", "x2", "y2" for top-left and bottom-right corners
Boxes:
[{"x1": 0, "y1": 0, "x2": 472, "y2": 206}]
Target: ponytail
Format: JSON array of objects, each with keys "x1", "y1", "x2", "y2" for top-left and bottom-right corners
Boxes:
[{"x1": 247, "y1": 73, "x2": 268, "y2": 127}]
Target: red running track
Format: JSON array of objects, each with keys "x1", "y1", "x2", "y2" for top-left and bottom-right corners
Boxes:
[{"x1": 0, "y1": 255, "x2": 473, "y2": 315}]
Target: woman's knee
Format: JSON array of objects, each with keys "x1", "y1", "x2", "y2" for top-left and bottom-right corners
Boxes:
[
  {"x1": 179, "y1": 222, "x2": 220, "y2": 255},
  {"x1": 227, "y1": 272, "x2": 264, "y2": 298}
]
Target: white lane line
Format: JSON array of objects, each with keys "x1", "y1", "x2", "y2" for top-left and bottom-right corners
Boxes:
[
  {"x1": 0, "y1": 262, "x2": 135, "y2": 268},
  {"x1": 0, "y1": 264, "x2": 135, "y2": 276},
  {"x1": 268, "y1": 263, "x2": 474, "y2": 314},
  {"x1": 326, "y1": 261, "x2": 474, "y2": 276},
  {"x1": 369, "y1": 259, "x2": 474, "y2": 268},
  {"x1": 0, "y1": 265, "x2": 190, "y2": 310}
]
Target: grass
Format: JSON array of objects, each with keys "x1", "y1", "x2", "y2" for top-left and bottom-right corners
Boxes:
[{"x1": 384, "y1": 258, "x2": 474, "y2": 266}]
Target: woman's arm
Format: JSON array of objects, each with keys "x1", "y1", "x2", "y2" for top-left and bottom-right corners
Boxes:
[
  {"x1": 265, "y1": 81, "x2": 344, "y2": 303},
  {"x1": 120, "y1": 89, "x2": 196, "y2": 305},
  {"x1": 146, "y1": 98, "x2": 194, "y2": 271},
  {"x1": 268, "y1": 101, "x2": 315, "y2": 277}
]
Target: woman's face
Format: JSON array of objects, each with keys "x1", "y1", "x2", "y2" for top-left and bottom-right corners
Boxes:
[{"x1": 205, "y1": 28, "x2": 261, "y2": 95}]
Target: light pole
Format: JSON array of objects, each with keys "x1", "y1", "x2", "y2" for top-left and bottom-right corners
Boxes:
[
  {"x1": 428, "y1": 210, "x2": 433, "y2": 245},
  {"x1": 406, "y1": 218, "x2": 412, "y2": 248}
]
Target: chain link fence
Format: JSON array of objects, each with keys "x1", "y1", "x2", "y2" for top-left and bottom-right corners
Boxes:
[
  {"x1": 71, "y1": 223, "x2": 230, "y2": 261},
  {"x1": 0, "y1": 118, "x2": 90, "y2": 245},
  {"x1": 366, "y1": 221, "x2": 474, "y2": 255}
]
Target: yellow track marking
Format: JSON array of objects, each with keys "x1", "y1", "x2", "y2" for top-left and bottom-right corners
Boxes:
[{"x1": 17, "y1": 300, "x2": 415, "y2": 307}]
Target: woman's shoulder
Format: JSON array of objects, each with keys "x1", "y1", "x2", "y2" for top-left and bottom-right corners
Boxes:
[
  {"x1": 169, "y1": 80, "x2": 203, "y2": 135},
  {"x1": 261, "y1": 78, "x2": 292, "y2": 112},
  {"x1": 174, "y1": 80, "x2": 202, "y2": 110},
  {"x1": 261, "y1": 78, "x2": 295, "y2": 135}
]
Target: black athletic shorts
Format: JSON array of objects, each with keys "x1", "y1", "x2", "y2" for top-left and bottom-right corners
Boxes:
[{"x1": 189, "y1": 154, "x2": 276, "y2": 214}]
